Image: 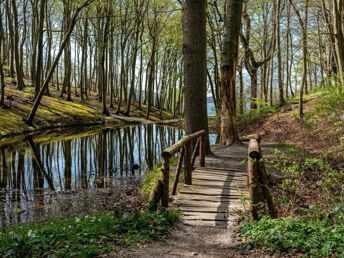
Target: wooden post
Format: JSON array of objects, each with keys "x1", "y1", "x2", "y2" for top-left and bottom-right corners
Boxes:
[
  {"x1": 248, "y1": 157, "x2": 260, "y2": 220},
  {"x1": 248, "y1": 138, "x2": 262, "y2": 221},
  {"x1": 148, "y1": 179, "x2": 163, "y2": 211},
  {"x1": 191, "y1": 138, "x2": 200, "y2": 168},
  {"x1": 258, "y1": 160, "x2": 278, "y2": 218},
  {"x1": 161, "y1": 154, "x2": 171, "y2": 207},
  {"x1": 184, "y1": 141, "x2": 192, "y2": 185},
  {"x1": 172, "y1": 148, "x2": 185, "y2": 195},
  {"x1": 199, "y1": 134, "x2": 205, "y2": 167}
]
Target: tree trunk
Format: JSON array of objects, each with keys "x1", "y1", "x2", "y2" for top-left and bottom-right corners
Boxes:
[
  {"x1": 183, "y1": 0, "x2": 210, "y2": 153},
  {"x1": 220, "y1": 0, "x2": 243, "y2": 145},
  {"x1": 10, "y1": 0, "x2": 25, "y2": 91}
]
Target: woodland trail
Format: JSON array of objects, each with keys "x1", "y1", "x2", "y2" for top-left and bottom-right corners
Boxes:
[{"x1": 120, "y1": 144, "x2": 265, "y2": 258}]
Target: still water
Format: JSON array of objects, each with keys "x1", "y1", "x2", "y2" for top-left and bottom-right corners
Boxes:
[{"x1": 0, "y1": 124, "x2": 218, "y2": 227}]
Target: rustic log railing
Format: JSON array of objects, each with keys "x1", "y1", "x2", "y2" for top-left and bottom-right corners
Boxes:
[
  {"x1": 149, "y1": 130, "x2": 206, "y2": 210},
  {"x1": 246, "y1": 134, "x2": 277, "y2": 220}
]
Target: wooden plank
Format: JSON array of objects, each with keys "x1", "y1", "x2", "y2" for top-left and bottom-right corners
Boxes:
[
  {"x1": 178, "y1": 205, "x2": 245, "y2": 213},
  {"x1": 180, "y1": 189, "x2": 249, "y2": 197},
  {"x1": 182, "y1": 220, "x2": 229, "y2": 228},
  {"x1": 192, "y1": 171, "x2": 247, "y2": 178},
  {"x1": 176, "y1": 194, "x2": 245, "y2": 202},
  {"x1": 192, "y1": 170, "x2": 247, "y2": 176},
  {"x1": 191, "y1": 179, "x2": 247, "y2": 188},
  {"x1": 174, "y1": 199, "x2": 245, "y2": 208},
  {"x1": 182, "y1": 212, "x2": 238, "y2": 221},
  {"x1": 193, "y1": 167, "x2": 246, "y2": 173},
  {"x1": 191, "y1": 176, "x2": 247, "y2": 183}
]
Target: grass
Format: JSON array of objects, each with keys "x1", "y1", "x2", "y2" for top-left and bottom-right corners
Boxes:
[
  {"x1": 0, "y1": 210, "x2": 180, "y2": 257},
  {"x1": 240, "y1": 217, "x2": 344, "y2": 257}
]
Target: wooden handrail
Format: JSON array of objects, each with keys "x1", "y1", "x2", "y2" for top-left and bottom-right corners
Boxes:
[
  {"x1": 162, "y1": 130, "x2": 206, "y2": 157},
  {"x1": 149, "y1": 130, "x2": 206, "y2": 210}
]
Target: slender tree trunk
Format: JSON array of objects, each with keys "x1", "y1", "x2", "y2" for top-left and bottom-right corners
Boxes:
[
  {"x1": 10, "y1": 0, "x2": 25, "y2": 90},
  {"x1": 34, "y1": 0, "x2": 46, "y2": 99}
]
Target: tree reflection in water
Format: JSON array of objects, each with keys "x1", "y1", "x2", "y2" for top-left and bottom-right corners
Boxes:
[{"x1": 0, "y1": 124, "x2": 218, "y2": 227}]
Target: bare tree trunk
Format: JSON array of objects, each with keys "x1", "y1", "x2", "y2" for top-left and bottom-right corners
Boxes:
[
  {"x1": 8, "y1": 0, "x2": 25, "y2": 90},
  {"x1": 220, "y1": 0, "x2": 243, "y2": 145},
  {"x1": 34, "y1": 0, "x2": 46, "y2": 99},
  {"x1": 183, "y1": 0, "x2": 210, "y2": 153}
]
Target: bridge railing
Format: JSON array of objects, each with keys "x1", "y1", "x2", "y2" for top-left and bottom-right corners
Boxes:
[
  {"x1": 149, "y1": 130, "x2": 206, "y2": 210},
  {"x1": 245, "y1": 134, "x2": 277, "y2": 220}
]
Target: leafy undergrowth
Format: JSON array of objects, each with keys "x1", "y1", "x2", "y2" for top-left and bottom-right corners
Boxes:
[
  {"x1": 240, "y1": 217, "x2": 344, "y2": 257},
  {"x1": 240, "y1": 148, "x2": 344, "y2": 257},
  {"x1": 0, "y1": 210, "x2": 180, "y2": 258}
]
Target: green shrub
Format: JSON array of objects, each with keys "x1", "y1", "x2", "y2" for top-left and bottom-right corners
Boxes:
[
  {"x1": 240, "y1": 217, "x2": 344, "y2": 257},
  {"x1": 0, "y1": 210, "x2": 180, "y2": 258}
]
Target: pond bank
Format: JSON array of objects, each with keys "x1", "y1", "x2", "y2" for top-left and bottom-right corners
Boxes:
[{"x1": 0, "y1": 85, "x2": 179, "y2": 140}]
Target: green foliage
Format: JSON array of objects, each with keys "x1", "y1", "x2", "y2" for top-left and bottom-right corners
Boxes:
[
  {"x1": 240, "y1": 217, "x2": 344, "y2": 257},
  {"x1": 268, "y1": 150, "x2": 344, "y2": 220},
  {"x1": 0, "y1": 210, "x2": 180, "y2": 257},
  {"x1": 313, "y1": 87, "x2": 344, "y2": 123},
  {"x1": 238, "y1": 104, "x2": 277, "y2": 127}
]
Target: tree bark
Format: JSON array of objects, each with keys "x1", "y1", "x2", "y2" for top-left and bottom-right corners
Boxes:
[
  {"x1": 183, "y1": 0, "x2": 210, "y2": 153},
  {"x1": 220, "y1": 0, "x2": 243, "y2": 145}
]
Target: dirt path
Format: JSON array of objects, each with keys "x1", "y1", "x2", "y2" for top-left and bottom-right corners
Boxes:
[
  {"x1": 120, "y1": 223, "x2": 243, "y2": 257},
  {"x1": 111, "y1": 144, "x2": 257, "y2": 257}
]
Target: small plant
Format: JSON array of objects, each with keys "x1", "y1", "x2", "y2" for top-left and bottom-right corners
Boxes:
[
  {"x1": 240, "y1": 217, "x2": 344, "y2": 257},
  {"x1": 0, "y1": 210, "x2": 180, "y2": 257}
]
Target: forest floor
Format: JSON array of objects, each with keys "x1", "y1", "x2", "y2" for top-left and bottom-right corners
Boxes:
[{"x1": 0, "y1": 82, "x2": 178, "y2": 139}]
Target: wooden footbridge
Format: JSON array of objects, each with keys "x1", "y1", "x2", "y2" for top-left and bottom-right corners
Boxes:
[{"x1": 149, "y1": 130, "x2": 277, "y2": 228}]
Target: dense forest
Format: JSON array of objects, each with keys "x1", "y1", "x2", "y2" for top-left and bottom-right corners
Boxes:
[
  {"x1": 0, "y1": 0, "x2": 342, "y2": 122},
  {"x1": 0, "y1": 0, "x2": 343, "y2": 257}
]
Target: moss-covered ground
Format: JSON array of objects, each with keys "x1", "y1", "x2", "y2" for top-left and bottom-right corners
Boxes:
[{"x1": 0, "y1": 83, "x2": 175, "y2": 139}]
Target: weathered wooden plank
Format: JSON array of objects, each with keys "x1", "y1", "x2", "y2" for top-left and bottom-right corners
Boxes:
[
  {"x1": 176, "y1": 194, "x2": 245, "y2": 202},
  {"x1": 193, "y1": 167, "x2": 246, "y2": 173},
  {"x1": 180, "y1": 188, "x2": 248, "y2": 196},
  {"x1": 192, "y1": 172, "x2": 247, "y2": 178},
  {"x1": 174, "y1": 199, "x2": 244, "y2": 208},
  {"x1": 192, "y1": 171, "x2": 247, "y2": 177},
  {"x1": 187, "y1": 182, "x2": 248, "y2": 190},
  {"x1": 191, "y1": 176, "x2": 247, "y2": 183},
  {"x1": 182, "y1": 220, "x2": 229, "y2": 227},
  {"x1": 178, "y1": 205, "x2": 245, "y2": 213},
  {"x1": 182, "y1": 212, "x2": 238, "y2": 221}
]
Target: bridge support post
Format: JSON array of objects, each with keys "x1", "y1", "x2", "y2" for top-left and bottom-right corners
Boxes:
[
  {"x1": 161, "y1": 154, "x2": 171, "y2": 207},
  {"x1": 199, "y1": 135, "x2": 205, "y2": 167},
  {"x1": 184, "y1": 141, "x2": 192, "y2": 185}
]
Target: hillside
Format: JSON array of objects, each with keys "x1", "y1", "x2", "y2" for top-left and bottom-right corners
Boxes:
[{"x1": 237, "y1": 92, "x2": 344, "y2": 167}]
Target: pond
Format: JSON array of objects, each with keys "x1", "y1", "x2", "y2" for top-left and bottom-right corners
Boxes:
[{"x1": 0, "y1": 124, "x2": 218, "y2": 228}]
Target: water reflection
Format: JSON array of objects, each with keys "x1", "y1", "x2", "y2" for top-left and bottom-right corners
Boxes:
[{"x1": 0, "y1": 124, "x2": 218, "y2": 227}]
